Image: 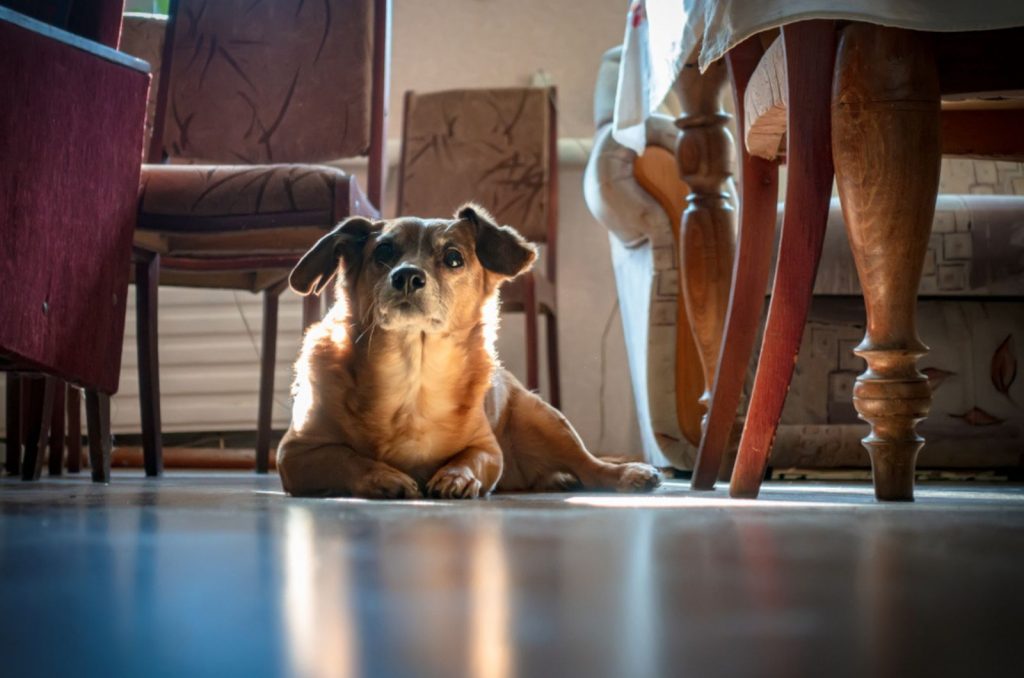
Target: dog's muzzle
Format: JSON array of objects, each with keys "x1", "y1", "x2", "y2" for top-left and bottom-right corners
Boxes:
[{"x1": 390, "y1": 265, "x2": 427, "y2": 295}]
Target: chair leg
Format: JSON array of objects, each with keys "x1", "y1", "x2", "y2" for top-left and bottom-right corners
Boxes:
[
  {"x1": 832, "y1": 25, "x2": 940, "y2": 501},
  {"x1": 544, "y1": 308, "x2": 561, "y2": 410},
  {"x1": 692, "y1": 38, "x2": 781, "y2": 491},
  {"x1": 256, "y1": 284, "x2": 283, "y2": 474},
  {"x1": 730, "y1": 21, "x2": 838, "y2": 499},
  {"x1": 302, "y1": 294, "x2": 321, "y2": 331},
  {"x1": 522, "y1": 274, "x2": 540, "y2": 393},
  {"x1": 135, "y1": 249, "x2": 163, "y2": 477},
  {"x1": 21, "y1": 376, "x2": 56, "y2": 481},
  {"x1": 5, "y1": 373, "x2": 21, "y2": 476},
  {"x1": 47, "y1": 382, "x2": 67, "y2": 476},
  {"x1": 85, "y1": 390, "x2": 112, "y2": 483},
  {"x1": 66, "y1": 386, "x2": 82, "y2": 474}
]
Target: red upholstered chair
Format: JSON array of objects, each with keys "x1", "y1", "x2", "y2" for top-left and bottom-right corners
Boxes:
[
  {"x1": 397, "y1": 88, "x2": 561, "y2": 406},
  {"x1": 1, "y1": 2, "x2": 150, "y2": 482},
  {"x1": 122, "y1": 0, "x2": 390, "y2": 473}
]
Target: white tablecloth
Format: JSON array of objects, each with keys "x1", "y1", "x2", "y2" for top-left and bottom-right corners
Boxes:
[{"x1": 613, "y1": 0, "x2": 1024, "y2": 153}]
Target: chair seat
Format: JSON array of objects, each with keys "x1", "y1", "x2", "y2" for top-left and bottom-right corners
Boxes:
[
  {"x1": 135, "y1": 163, "x2": 376, "y2": 292},
  {"x1": 137, "y1": 163, "x2": 375, "y2": 257}
]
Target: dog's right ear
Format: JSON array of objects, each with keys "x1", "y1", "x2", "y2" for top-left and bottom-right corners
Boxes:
[{"x1": 289, "y1": 217, "x2": 380, "y2": 296}]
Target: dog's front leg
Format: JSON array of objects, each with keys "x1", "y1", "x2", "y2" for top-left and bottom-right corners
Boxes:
[
  {"x1": 278, "y1": 438, "x2": 421, "y2": 499},
  {"x1": 426, "y1": 445, "x2": 503, "y2": 499}
]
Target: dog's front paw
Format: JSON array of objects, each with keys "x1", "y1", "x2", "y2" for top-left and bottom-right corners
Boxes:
[
  {"x1": 615, "y1": 462, "x2": 662, "y2": 493},
  {"x1": 353, "y1": 465, "x2": 422, "y2": 499},
  {"x1": 427, "y1": 466, "x2": 483, "y2": 499}
]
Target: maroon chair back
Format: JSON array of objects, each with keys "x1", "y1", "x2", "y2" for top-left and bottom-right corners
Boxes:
[
  {"x1": 2, "y1": 0, "x2": 124, "y2": 47},
  {"x1": 151, "y1": 0, "x2": 386, "y2": 170}
]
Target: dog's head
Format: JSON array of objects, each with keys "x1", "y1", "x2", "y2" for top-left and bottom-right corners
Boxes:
[{"x1": 289, "y1": 204, "x2": 536, "y2": 333}]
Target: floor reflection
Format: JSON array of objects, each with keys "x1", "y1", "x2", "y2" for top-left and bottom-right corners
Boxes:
[
  {"x1": 1, "y1": 475, "x2": 1021, "y2": 678},
  {"x1": 469, "y1": 516, "x2": 513, "y2": 678},
  {"x1": 282, "y1": 505, "x2": 359, "y2": 678}
]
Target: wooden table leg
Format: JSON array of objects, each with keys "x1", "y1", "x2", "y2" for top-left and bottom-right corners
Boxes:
[
  {"x1": 672, "y1": 55, "x2": 737, "y2": 435},
  {"x1": 832, "y1": 24, "x2": 941, "y2": 501},
  {"x1": 691, "y1": 37, "x2": 779, "y2": 490}
]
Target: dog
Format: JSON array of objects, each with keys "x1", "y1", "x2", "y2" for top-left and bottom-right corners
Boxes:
[{"x1": 276, "y1": 204, "x2": 661, "y2": 498}]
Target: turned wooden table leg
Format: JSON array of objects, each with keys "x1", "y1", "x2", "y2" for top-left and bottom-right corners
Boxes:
[
  {"x1": 832, "y1": 24, "x2": 941, "y2": 501},
  {"x1": 672, "y1": 55, "x2": 737, "y2": 435}
]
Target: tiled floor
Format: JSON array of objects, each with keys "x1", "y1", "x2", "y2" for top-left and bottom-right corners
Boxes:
[{"x1": 1, "y1": 473, "x2": 1022, "y2": 677}]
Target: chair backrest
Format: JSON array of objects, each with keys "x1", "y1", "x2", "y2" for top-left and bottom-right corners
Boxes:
[
  {"x1": 120, "y1": 12, "x2": 166, "y2": 159},
  {"x1": 4, "y1": 0, "x2": 124, "y2": 47},
  {"x1": 149, "y1": 0, "x2": 389, "y2": 204},
  {"x1": 398, "y1": 87, "x2": 558, "y2": 264}
]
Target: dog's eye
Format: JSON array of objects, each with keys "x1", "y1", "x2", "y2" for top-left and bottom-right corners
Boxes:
[
  {"x1": 373, "y1": 241, "x2": 395, "y2": 263},
  {"x1": 443, "y1": 248, "x2": 464, "y2": 269}
]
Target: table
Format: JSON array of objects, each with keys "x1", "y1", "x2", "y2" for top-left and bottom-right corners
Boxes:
[{"x1": 612, "y1": 1, "x2": 1024, "y2": 500}]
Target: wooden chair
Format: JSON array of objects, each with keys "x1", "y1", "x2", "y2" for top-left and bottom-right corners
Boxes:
[
  {"x1": 1, "y1": 3, "x2": 149, "y2": 482},
  {"x1": 121, "y1": 0, "x2": 391, "y2": 474},
  {"x1": 692, "y1": 23, "x2": 1024, "y2": 500},
  {"x1": 397, "y1": 88, "x2": 561, "y2": 407}
]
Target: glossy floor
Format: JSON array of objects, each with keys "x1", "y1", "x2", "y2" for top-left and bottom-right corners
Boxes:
[{"x1": 1, "y1": 473, "x2": 1022, "y2": 677}]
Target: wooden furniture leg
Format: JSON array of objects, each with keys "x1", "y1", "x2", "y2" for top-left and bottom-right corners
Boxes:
[
  {"x1": 85, "y1": 390, "x2": 112, "y2": 483},
  {"x1": 691, "y1": 37, "x2": 780, "y2": 490},
  {"x1": 134, "y1": 248, "x2": 163, "y2": 477},
  {"x1": 302, "y1": 294, "x2": 321, "y2": 331},
  {"x1": 544, "y1": 308, "x2": 561, "y2": 409},
  {"x1": 21, "y1": 376, "x2": 56, "y2": 481},
  {"x1": 672, "y1": 53, "x2": 737, "y2": 432},
  {"x1": 66, "y1": 386, "x2": 82, "y2": 473},
  {"x1": 5, "y1": 373, "x2": 21, "y2": 475},
  {"x1": 47, "y1": 381, "x2": 66, "y2": 475},
  {"x1": 522, "y1": 273, "x2": 540, "y2": 393},
  {"x1": 730, "y1": 21, "x2": 837, "y2": 498},
  {"x1": 832, "y1": 24, "x2": 941, "y2": 501},
  {"x1": 256, "y1": 282, "x2": 285, "y2": 473}
]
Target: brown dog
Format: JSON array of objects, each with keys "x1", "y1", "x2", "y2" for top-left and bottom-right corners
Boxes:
[{"x1": 277, "y1": 204, "x2": 661, "y2": 498}]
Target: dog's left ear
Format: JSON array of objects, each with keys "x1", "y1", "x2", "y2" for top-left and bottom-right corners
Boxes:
[
  {"x1": 458, "y1": 204, "x2": 537, "y2": 278},
  {"x1": 289, "y1": 216, "x2": 380, "y2": 296}
]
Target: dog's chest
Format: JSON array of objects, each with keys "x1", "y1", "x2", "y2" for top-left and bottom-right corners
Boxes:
[{"x1": 369, "y1": 387, "x2": 473, "y2": 474}]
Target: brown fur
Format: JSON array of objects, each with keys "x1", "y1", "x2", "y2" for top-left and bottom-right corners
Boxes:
[{"x1": 277, "y1": 205, "x2": 661, "y2": 498}]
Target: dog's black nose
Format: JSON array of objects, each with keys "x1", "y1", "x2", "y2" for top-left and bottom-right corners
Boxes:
[{"x1": 390, "y1": 265, "x2": 427, "y2": 294}]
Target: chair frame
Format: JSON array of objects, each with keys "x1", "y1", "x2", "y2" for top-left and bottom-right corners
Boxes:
[
  {"x1": 132, "y1": 0, "x2": 392, "y2": 475},
  {"x1": 396, "y1": 87, "x2": 561, "y2": 407}
]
